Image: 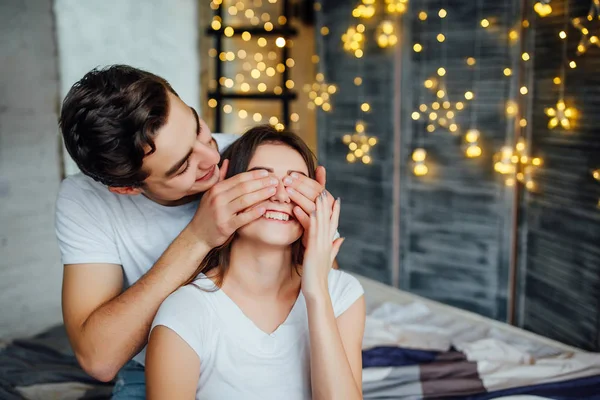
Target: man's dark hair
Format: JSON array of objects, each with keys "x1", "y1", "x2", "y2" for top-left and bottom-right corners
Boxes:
[{"x1": 59, "y1": 65, "x2": 178, "y2": 187}]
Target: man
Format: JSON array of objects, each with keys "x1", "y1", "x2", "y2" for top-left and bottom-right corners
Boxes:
[{"x1": 55, "y1": 65, "x2": 335, "y2": 398}]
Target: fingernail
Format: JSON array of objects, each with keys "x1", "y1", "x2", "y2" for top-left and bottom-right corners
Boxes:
[
  {"x1": 270, "y1": 178, "x2": 278, "y2": 185},
  {"x1": 337, "y1": 197, "x2": 341, "y2": 205},
  {"x1": 286, "y1": 187, "x2": 295, "y2": 194},
  {"x1": 258, "y1": 207, "x2": 266, "y2": 214},
  {"x1": 290, "y1": 172, "x2": 299, "y2": 179},
  {"x1": 259, "y1": 170, "x2": 269, "y2": 177},
  {"x1": 283, "y1": 177, "x2": 293, "y2": 185},
  {"x1": 269, "y1": 187, "x2": 276, "y2": 194}
]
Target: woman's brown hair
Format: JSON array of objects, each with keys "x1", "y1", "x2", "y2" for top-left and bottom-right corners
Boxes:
[{"x1": 185, "y1": 124, "x2": 318, "y2": 288}]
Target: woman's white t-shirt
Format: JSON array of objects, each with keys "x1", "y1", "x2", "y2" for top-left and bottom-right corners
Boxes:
[{"x1": 150, "y1": 269, "x2": 364, "y2": 400}]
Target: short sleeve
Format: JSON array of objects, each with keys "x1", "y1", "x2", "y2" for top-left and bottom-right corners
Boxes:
[
  {"x1": 328, "y1": 270, "x2": 365, "y2": 318},
  {"x1": 150, "y1": 286, "x2": 211, "y2": 360},
  {"x1": 55, "y1": 180, "x2": 120, "y2": 265}
]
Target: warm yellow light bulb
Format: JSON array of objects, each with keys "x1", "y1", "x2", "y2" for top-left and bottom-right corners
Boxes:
[
  {"x1": 412, "y1": 112, "x2": 420, "y2": 120},
  {"x1": 361, "y1": 103, "x2": 371, "y2": 112},
  {"x1": 522, "y1": 52, "x2": 530, "y2": 61},
  {"x1": 224, "y1": 26, "x2": 234, "y2": 37},
  {"x1": 438, "y1": 9, "x2": 447, "y2": 18},
  {"x1": 412, "y1": 148, "x2": 427, "y2": 162},
  {"x1": 481, "y1": 19, "x2": 490, "y2": 28},
  {"x1": 569, "y1": 61, "x2": 577, "y2": 68},
  {"x1": 413, "y1": 43, "x2": 423, "y2": 52},
  {"x1": 466, "y1": 144, "x2": 482, "y2": 158},
  {"x1": 437, "y1": 67, "x2": 446, "y2": 76},
  {"x1": 465, "y1": 91, "x2": 474, "y2": 100},
  {"x1": 208, "y1": 99, "x2": 217, "y2": 108},
  {"x1": 414, "y1": 163, "x2": 429, "y2": 176},
  {"x1": 520, "y1": 86, "x2": 528, "y2": 95},
  {"x1": 437, "y1": 33, "x2": 446, "y2": 42},
  {"x1": 559, "y1": 31, "x2": 567, "y2": 39},
  {"x1": 504, "y1": 68, "x2": 512, "y2": 76},
  {"x1": 275, "y1": 37, "x2": 286, "y2": 47},
  {"x1": 419, "y1": 11, "x2": 428, "y2": 21}
]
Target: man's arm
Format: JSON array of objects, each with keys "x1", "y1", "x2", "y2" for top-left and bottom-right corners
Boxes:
[
  {"x1": 61, "y1": 168, "x2": 277, "y2": 382},
  {"x1": 62, "y1": 227, "x2": 208, "y2": 382}
]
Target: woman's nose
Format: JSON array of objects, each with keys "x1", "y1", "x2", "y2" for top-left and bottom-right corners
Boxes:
[{"x1": 270, "y1": 179, "x2": 290, "y2": 203}]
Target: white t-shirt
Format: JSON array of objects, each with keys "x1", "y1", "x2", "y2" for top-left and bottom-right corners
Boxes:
[
  {"x1": 55, "y1": 133, "x2": 238, "y2": 287},
  {"x1": 150, "y1": 269, "x2": 364, "y2": 400},
  {"x1": 55, "y1": 133, "x2": 238, "y2": 364}
]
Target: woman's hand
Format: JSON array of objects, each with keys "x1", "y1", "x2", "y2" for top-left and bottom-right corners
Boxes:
[{"x1": 301, "y1": 191, "x2": 344, "y2": 299}]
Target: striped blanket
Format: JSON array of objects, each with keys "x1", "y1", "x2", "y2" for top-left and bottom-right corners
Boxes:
[{"x1": 362, "y1": 302, "x2": 600, "y2": 399}]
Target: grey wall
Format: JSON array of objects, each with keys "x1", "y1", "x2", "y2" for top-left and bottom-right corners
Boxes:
[
  {"x1": 517, "y1": 0, "x2": 600, "y2": 351},
  {"x1": 0, "y1": 0, "x2": 63, "y2": 338},
  {"x1": 316, "y1": 2, "x2": 396, "y2": 285},
  {"x1": 318, "y1": 0, "x2": 600, "y2": 350}
]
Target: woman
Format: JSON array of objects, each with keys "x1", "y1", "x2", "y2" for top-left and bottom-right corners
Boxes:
[{"x1": 145, "y1": 125, "x2": 366, "y2": 400}]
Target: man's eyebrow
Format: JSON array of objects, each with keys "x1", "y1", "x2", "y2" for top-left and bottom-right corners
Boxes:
[
  {"x1": 190, "y1": 107, "x2": 202, "y2": 135},
  {"x1": 247, "y1": 166, "x2": 307, "y2": 176},
  {"x1": 165, "y1": 148, "x2": 193, "y2": 177}
]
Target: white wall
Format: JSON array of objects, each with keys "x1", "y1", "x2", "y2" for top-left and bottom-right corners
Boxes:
[
  {"x1": 54, "y1": 0, "x2": 200, "y2": 175},
  {"x1": 0, "y1": 0, "x2": 63, "y2": 339}
]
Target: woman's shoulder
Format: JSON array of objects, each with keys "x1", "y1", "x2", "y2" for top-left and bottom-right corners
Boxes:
[
  {"x1": 150, "y1": 278, "x2": 220, "y2": 359},
  {"x1": 327, "y1": 269, "x2": 365, "y2": 318}
]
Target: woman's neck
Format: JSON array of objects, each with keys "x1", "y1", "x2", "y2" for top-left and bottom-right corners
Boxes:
[{"x1": 224, "y1": 238, "x2": 299, "y2": 299}]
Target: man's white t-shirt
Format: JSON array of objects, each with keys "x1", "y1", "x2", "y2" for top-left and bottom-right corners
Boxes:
[
  {"x1": 55, "y1": 133, "x2": 238, "y2": 364},
  {"x1": 151, "y1": 269, "x2": 364, "y2": 400}
]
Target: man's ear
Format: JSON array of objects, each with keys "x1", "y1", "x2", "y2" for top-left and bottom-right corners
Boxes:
[{"x1": 108, "y1": 186, "x2": 143, "y2": 196}]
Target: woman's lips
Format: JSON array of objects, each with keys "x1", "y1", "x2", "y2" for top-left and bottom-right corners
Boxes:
[{"x1": 196, "y1": 165, "x2": 216, "y2": 182}]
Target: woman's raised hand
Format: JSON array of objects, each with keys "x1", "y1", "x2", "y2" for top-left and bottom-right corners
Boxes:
[{"x1": 301, "y1": 191, "x2": 344, "y2": 299}]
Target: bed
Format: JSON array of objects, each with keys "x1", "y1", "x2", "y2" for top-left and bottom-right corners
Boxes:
[{"x1": 1, "y1": 274, "x2": 599, "y2": 399}]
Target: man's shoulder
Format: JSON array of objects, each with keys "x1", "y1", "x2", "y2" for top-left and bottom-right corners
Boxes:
[
  {"x1": 213, "y1": 133, "x2": 239, "y2": 153},
  {"x1": 58, "y1": 173, "x2": 113, "y2": 203}
]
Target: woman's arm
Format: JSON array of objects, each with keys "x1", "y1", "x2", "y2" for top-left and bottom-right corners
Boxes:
[
  {"x1": 146, "y1": 326, "x2": 200, "y2": 400},
  {"x1": 306, "y1": 292, "x2": 366, "y2": 400},
  {"x1": 302, "y1": 192, "x2": 365, "y2": 399}
]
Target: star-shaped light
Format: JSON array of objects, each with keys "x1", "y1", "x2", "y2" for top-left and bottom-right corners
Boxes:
[
  {"x1": 493, "y1": 139, "x2": 542, "y2": 191},
  {"x1": 342, "y1": 25, "x2": 365, "y2": 58},
  {"x1": 411, "y1": 75, "x2": 467, "y2": 135},
  {"x1": 303, "y1": 73, "x2": 336, "y2": 112},
  {"x1": 545, "y1": 99, "x2": 576, "y2": 130},
  {"x1": 342, "y1": 121, "x2": 377, "y2": 164},
  {"x1": 572, "y1": 0, "x2": 600, "y2": 55}
]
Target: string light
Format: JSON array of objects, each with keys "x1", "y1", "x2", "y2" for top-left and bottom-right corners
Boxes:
[
  {"x1": 377, "y1": 20, "x2": 398, "y2": 48},
  {"x1": 534, "y1": 1, "x2": 553, "y2": 17},
  {"x1": 522, "y1": 52, "x2": 530, "y2": 61},
  {"x1": 437, "y1": 33, "x2": 446, "y2": 42},
  {"x1": 208, "y1": 99, "x2": 217, "y2": 108},
  {"x1": 504, "y1": 68, "x2": 512, "y2": 76},
  {"x1": 419, "y1": 11, "x2": 428, "y2": 21},
  {"x1": 303, "y1": 74, "x2": 336, "y2": 112},
  {"x1": 413, "y1": 43, "x2": 423, "y2": 52},
  {"x1": 545, "y1": 100, "x2": 576, "y2": 129},
  {"x1": 223, "y1": 104, "x2": 232, "y2": 114},
  {"x1": 412, "y1": 148, "x2": 429, "y2": 176},
  {"x1": 572, "y1": 0, "x2": 600, "y2": 55},
  {"x1": 275, "y1": 36, "x2": 285, "y2": 48},
  {"x1": 438, "y1": 9, "x2": 447, "y2": 18},
  {"x1": 342, "y1": 26, "x2": 365, "y2": 57},
  {"x1": 385, "y1": 0, "x2": 408, "y2": 15},
  {"x1": 238, "y1": 109, "x2": 247, "y2": 119},
  {"x1": 414, "y1": 77, "x2": 464, "y2": 135},
  {"x1": 344, "y1": 121, "x2": 377, "y2": 164},
  {"x1": 465, "y1": 129, "x2": 482, "y2": 158},
  {"x1": 493, "y1": 140, "x2": 542, "y2": 190},
  {"x1": 224, "y1": 26, "x2": 234, "y2": 37},
  {"x1": 352, "y1": 0, "x2": 376, "y2": 19},
  {"x1": 481, "y1": 18, "x2": 490, "y2": 28}
]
